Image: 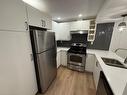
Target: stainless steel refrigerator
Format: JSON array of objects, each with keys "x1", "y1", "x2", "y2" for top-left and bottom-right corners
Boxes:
[{"x1": 30, "y1": 29, "x2": 57, "y2": 94}]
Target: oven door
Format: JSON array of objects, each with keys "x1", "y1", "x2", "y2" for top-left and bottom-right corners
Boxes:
[{"x1": 68, "y1": 53, "x2": 85, "y2": 66}]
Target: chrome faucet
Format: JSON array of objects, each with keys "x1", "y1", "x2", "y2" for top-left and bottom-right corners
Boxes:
[
  {"x1": 124, "y1": 57, "x2": 127, "y2": 64},
  {"x1": 115, "y1": 48, "x2": 127, "y2": 53},
  {"x1": 115, "y1": 48, "x2": 127, "y2": 64}
]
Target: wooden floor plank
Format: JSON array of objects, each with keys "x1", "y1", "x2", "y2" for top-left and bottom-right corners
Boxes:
[{"x1": 38, "y1": 67, "x2": 96, "y2": 95}]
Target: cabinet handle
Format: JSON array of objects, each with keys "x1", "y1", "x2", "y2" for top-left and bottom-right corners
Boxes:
[
  {"x1": 96, "y1": 61, "x2": 98, "y2": 67},
  {"x1": 41, "y1": 20, "x2": 46, "y2": 27},
  {"x1": 41, "y1": 20, "x2": 44, "y2": 27},
  {"x1": 25, "y1": 22, "x2": 29, "y2": 31},
  {"x1": 44, "y1": 21, "x2": 46, "y2": 27}
]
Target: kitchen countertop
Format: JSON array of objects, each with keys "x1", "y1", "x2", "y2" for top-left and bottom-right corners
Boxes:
[
  {"x1": 57, "y1": 47, "x2": 127, "y2": 95},
  {"x1": 57, "y1": 47, "x2": 69, "y2": 52}
]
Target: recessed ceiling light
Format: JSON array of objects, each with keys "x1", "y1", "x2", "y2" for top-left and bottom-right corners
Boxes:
[
  {"x1": 78, "y1": 14, "x2": 83, "y2": 17},
  {"x1": 57, "y1": 17, "x2": 61, "y2": 20}
]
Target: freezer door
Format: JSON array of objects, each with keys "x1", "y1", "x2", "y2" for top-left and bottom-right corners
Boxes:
[
  {"x1": 36, "y1": 48, "x2": 57, "y2": 93},
  {"x1": 33, "y1": 30, "x2": 56, "y2": 53}
]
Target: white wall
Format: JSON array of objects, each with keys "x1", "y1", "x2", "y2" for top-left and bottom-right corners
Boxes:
[
  {"x1": 0, "y1": 31, "x2": 37, "y2": 95},
  {"x1": 109, "y1": 18, "x2": 127, "y2": 58}
]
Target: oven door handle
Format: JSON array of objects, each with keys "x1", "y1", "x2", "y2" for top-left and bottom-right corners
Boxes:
[{"x1": 68, "y1": 53, "x2": 86, "y2": 57}]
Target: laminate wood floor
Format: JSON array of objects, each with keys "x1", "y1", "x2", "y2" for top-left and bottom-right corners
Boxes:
[{"x1": 39, "y1": 66, "x2": 96, "y2": 95}]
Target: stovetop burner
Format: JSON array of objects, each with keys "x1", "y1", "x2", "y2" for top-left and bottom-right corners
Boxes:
[
  {"x1": 71, "y1": 43, "x2": 86, "y2": 47},
  {"x1": 68, "y1": 43, "x2": 87, "y2": 54}
]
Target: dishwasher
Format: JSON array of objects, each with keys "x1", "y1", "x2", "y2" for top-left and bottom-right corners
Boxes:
[{"x1": 96, "y1": 71, "x2": 114, "y2": 95}]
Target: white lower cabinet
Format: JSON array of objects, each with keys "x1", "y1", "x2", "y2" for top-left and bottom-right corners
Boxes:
[
  {"x1": 60, "y1": 50, "x2": 67, "y2": 66},
  {"x1": 85, "y1": 54, "x2": 95, "y2": 72},
  {"x1": 57, "y1": 51, "x2": 61, "y2": 68},
  {"x1": 56, "y1": 50, "x2": 67, "y2": 68},
  {"x1": 93, "y1": 56, "x2": 102, "y2": 89},
  {"x1": 86, "y1": 54, "x2": 102, "y2": 89}
]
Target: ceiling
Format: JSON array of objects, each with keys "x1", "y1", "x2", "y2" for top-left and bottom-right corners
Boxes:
[
  {"x1": 96, "y1": 0, "x2": 127, "y2": 23},
  {"x1": 23, "y1": 0, "x2": 105, "y2": 22}
]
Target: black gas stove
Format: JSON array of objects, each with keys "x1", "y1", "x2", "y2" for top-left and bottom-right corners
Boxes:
[{"x1": 67, "y1": 43, "x2": 87, "y2": 72}]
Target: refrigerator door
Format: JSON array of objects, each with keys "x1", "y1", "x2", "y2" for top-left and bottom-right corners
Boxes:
[
  {"x1": 33, "y1": 30, "x2": 56, "y2": 53},
  {"x1": 36, "y1": 48, "x2": 57, "y2": 93}
]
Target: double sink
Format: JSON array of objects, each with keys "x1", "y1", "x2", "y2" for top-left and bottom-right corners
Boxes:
[{"x1": 101, "y1": 57, "x2": 127, "y2": 69}]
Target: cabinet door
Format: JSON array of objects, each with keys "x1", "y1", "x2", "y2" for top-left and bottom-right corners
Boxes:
[
  {"x1": 93, "y1": 58, "x2": 102, "y2": 89},
  {"x1": 26, "y1": 4, "x2": 52, "y2": 29},
  {"x1": 42, "y1": 14, "x2": 52, "y2": 30},
  {"x1": 0, "y1": 0, "x2": 27, "y2": 31},
  {"x1": 58, "y1": 23, "x2": 71, "y2": 40},
  {"x1": 27, "y1": 4, "x2": 42, "y2": 28},
  {"x1": 70, "y1": 20, "x2": 90, "y2": 31},
  {"x1": 85, "y1": 54, "x2": 95, "y2": 72},
  {"x1": 81, "y1": 20, "x2": 90, "y2": 30},
  {"x1": 61, "y1": 51, "x2": 67, "y2": 66},
  {"x1": 0, "y1": 31, "x2": 37, "y2": 95},
  {"x1": 70, "y1": 21, "x2": 79, "y2": 31},
  {"x1": 57, "y1": 51, "x2": 61, "y2": 68},
  {"x1": 52, "y1": 21, "x2": 60, "y2": 40}
]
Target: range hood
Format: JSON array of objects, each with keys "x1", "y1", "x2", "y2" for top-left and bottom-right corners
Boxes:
[{"x1": 70, "y1": 30, "x2": 88, "y2": 34}]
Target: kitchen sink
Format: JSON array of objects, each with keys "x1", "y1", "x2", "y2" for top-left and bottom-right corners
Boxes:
[{"x1": 101, "y1": 57, "x2": 127, "y2": 69}]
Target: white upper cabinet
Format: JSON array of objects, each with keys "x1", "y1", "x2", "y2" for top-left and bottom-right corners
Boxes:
[
  {"x1": 70, "y1": 20, "x2": 90, "y2": 31},
  {"x1": 52, "y1": 20, "x2": 91, "y2": 40},
  {"x1": 26, "y1": 4, "x2": 52, "y2": 29},
  {"x1": 0, "y1": 0, "x2": 27, "y2": 31},
  {"x1": 58, "y1": 23, "x2": 71, "y2": 40},
  {"x1": 42, "y1": 13, "x2": 52, "y2": 30},
  {"x1": 26, "y1": 4, "x2": 42, "y2": 28},
  {"x1": 52, "y1": 21, "x2": 71, "y2": 40},
  {"x1": 52, "y1": 21, "x2": 59, "y2": 40}
]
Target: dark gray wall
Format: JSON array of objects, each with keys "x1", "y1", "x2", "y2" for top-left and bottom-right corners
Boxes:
[{"x1": 87, "y1": 22, "x2": 114, "y2": 50}]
